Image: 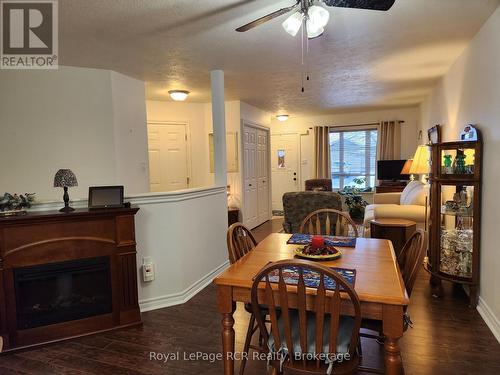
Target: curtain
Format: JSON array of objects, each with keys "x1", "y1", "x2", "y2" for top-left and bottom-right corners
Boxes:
[
  {"x1": 314, "y1": 126, "x2": 331, "y2": 179},
  {"x1": 377, "y1": 121, "x2": 401, "y2": 160}
]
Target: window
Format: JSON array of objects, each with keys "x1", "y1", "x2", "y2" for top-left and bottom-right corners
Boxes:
[
  {"x1": 277, "y1": 150, "x2": 286, "y2": 168},
  {"x1": 330, "y1": 129, "x2": 378, "y2": 190}
]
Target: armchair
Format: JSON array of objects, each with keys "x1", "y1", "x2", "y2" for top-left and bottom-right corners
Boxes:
[
  {"x1": 282, "y1": 191, "x2": 342, "y2": 233},
  {"x1": 363, "y1": 181, "x2": 429, "y2": 237}
]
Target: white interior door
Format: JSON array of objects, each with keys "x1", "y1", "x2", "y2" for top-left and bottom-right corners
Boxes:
[
  {"x1": 243, "y1": 125, "x2": 258, "y2": 228},
  {"x1": 271, "y1": 133, "x2": 299, "y2": 211},
  {"x1": 148, "y1": 123, "x2": 189, "y2": 192},
  {"x1": 257, "y1": 128, "x2": 270, "y2": 225}
]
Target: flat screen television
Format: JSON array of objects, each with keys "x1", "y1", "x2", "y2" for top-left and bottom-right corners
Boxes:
[{"x1": 377, "y1": 160, "x2": 410, "y2": 181}]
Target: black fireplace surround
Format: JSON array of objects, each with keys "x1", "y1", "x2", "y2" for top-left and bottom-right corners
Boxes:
[{"x1": 14, "y1": 256, "x2": 112, "y2": 330}]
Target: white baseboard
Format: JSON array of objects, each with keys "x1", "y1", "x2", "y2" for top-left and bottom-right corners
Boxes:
[
  {"x1": 477, "y1": 296, "x2": 500, "y2": 344},
  {"x1": 139, "y1": 260, "x2": 230, "y2": 312}
]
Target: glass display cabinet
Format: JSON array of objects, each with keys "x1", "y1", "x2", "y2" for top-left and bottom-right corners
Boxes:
[{"x1": 426, "y1": 136, "x2": 482, "y2": 307}]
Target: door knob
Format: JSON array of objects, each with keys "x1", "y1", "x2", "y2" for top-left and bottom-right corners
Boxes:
[
  {"x1": 249, "y1": 184, "x2": 252, "y2": 187},
  {"x1": 293, "y1": 178, "x2": 297, "y2": 181},
  {"x1": 294, "y1": 172, "x2": 297, "y2": 176}
]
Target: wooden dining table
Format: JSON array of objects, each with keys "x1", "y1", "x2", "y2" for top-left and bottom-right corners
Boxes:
[{"x1": 214, "y1": 233, "x2": 409, "y2": 375}]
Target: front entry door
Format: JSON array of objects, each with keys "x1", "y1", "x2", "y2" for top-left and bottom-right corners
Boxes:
[
  {"x1": 271, "y1": 133, "x2": 299, "y2": 211},
  {"x1": 148, "y1": 123, "x2": 189, "y2": 192}
]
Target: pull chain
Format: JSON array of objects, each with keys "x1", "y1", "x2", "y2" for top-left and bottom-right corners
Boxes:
[
  {"x1": 306, "y1": 30, "x2": 310, "y2": 81},
  {"x1": 301, "y1": 17, "x2": 305, "y2": 93}
]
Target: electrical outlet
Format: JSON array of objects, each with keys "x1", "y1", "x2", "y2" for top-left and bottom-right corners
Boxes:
[{"x1": 142, "y1": 257, "x2": 155, "y2": 282}]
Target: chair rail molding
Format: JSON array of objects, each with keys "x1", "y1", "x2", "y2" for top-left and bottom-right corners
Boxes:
[{"x1": 28, "y1": 186, "x2": 227, "y2": 211}]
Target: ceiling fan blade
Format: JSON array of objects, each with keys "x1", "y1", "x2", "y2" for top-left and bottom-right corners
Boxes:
[
  {"x1": 323, "y1": 0, "x2": 396, "y2": 11},
  {"x1": 236, "y1": 2, "x2": 299, "y2": 32}
]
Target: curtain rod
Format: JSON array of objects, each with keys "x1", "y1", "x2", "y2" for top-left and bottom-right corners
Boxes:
[{"x1": 308, "y1": 121, "x2": 405, "y2": 130}]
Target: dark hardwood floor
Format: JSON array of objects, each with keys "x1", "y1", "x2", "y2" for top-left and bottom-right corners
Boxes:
[{"x1": 1, "y1": 218, "x2": 499, "y2": 374}]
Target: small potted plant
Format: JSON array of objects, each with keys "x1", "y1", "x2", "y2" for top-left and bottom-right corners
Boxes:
[
  {"x1": 0, "y1": 193, "x2": 36, "y2": 216},
  {"x1": 339, "y1": 178, "x2": 369, "y2": 221}
]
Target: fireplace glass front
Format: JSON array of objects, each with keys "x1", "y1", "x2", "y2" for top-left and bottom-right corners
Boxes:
[{"x1": 14, "y1": 256, "x2": 112, "y2": 330}]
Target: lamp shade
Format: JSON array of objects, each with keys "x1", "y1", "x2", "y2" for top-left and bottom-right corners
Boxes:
[
  {"x1": 282, "y1": 11, "x2": 303, "y2": 37},
  {"x1": 400, "y1": 159, "x2": 413, "y2": 175},
  {"x1": 409, "y1": 145, "x2": 430, "y2": 175},
  {"x1": 306, "y1": 20, "x2": 324, "y2": 39},
  {"x1": 308, "y1": 5, "x2": 330, "y2": 29},
  {"x1": 53, "y1": 169, "x2": 78, "y2": 188}
]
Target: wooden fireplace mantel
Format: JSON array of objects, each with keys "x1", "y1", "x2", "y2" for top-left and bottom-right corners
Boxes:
[{"x1": 0, "y1": 207, "x2": 142, "y2": 351}]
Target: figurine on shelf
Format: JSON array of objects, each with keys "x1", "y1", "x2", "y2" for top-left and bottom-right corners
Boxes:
[
  {"x1": 454, "y1": 152, "x2": 466, "y2": 174},
  {"x1": 443, "y1": 154, "x2": 453, "y2": 174},
  {"x1": 460, "y1": 187, "x2": 468, "y2": 209}
]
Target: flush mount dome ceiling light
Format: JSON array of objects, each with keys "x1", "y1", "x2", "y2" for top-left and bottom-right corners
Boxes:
[
  {"x1": 168, "y1": 90, "x2": 190, "y2": 101},
  {"x1": 276, "y1": 115, "x2": 290, "y2": 122}
]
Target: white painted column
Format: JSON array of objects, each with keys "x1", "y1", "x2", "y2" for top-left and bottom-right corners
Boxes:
[{"x1": 211, "y1": 70, "x2": 227, "y2": 187}]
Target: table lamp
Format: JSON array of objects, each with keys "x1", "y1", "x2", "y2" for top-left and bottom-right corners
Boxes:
[
  {"x1": 409, "y1": 145, "x2": 431, "y2": 182},
  {"x1": 400, "y1": 159, "x2": 414, "y2": 181},
  {"x1": 53, "y1": 169, "x2": 78, "y2": 212}
]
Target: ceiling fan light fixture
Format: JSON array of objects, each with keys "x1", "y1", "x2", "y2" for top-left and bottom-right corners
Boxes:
[
  {"x1": 307, "y1": 5, "x2": 330, "y2": 29},
  {"x1": 282, "y1": 11, "x2": 303, "y2": 37},
  {"x1": 306, "y1": 20, "x2": 324, "y2": 39},
  {"x1": 168, "y1": 90, "x2": 190, "y2": 101},
  {"x1": 276, "y1": 115, "x2": 289, "y2": 122}
]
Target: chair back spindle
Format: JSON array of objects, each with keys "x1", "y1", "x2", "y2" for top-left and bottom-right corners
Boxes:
[
  {"x1": 398, "y1": 229, "x2": 426, "y2": 297},
  {"x1": 227, "y1": 223, "x2": 258, "y2": 264},
  {"x1": 300, "y1": 209, "x2": 359, "y2": 238},
  {"x1": 251, "y1": 260, "x2": 361, "y2": 373}
]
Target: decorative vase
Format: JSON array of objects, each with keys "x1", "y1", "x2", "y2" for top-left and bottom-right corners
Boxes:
[
  {"x1": 454, "y1": 154, "x2": 466, "y2": 174},
  {"x1": 443, "y1": 154, "x2": 453, "y2": 174}
]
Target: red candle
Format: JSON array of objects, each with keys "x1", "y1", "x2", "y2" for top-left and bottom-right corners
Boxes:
[{"x1": 311, "y1": 235, "x2": 325, "y2": 249}]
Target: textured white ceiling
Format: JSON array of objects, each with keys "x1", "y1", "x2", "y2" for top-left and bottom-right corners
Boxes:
[{"x1": 59, "y1": 0, "x2": 499, "y2": 116}]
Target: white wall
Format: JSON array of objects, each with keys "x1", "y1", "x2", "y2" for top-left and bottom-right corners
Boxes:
[
  {"x1": 0, "y1": 66, "x2": 149, "y2": 201},
  {"x1": 0, "y1": 67, "x2": 115, "y2": 200},
  {"x1": 269, "y1": 107, "x2": 421, "y2": 187},
  {"x1": 240, "y1": 101, "x2": 272, "y2": 126},
  {"x1": 418, "y1": 6, "x2": 500, "y2": 341},
  {"x1": 111, "y1": 72, "x2": 150, "y2": 194},
  {"x1": 132, "y1": 188, "x2": 228, "y2": 310}
]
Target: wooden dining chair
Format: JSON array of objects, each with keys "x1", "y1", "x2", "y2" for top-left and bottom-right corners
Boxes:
[
  {"x1": 251, "y1": 259, "x2": 362, "y2": 375},
  {"x1": 358, "y1": 229, "x2": 426, "y2": 372},
  {"x1": 226, "y1": 223, "x2": 263, "y2": 375},
  {"x1": 227, "y1": 222, "x2": 258, "y2": 265},
  {"x1": 300, "y1": 209, "x2": 360, "y2": 238}
]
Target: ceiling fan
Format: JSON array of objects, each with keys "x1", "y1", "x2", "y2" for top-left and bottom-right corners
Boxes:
[{"x1": 236, "y1": 0, "x2": 396, "y2": 38}]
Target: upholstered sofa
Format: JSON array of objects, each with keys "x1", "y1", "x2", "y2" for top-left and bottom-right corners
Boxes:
[
  {"x1": 282, "y1": 191, "x2": 342, "y2": 233},
  {"x1": 363, "y1": 181, "x2": 429, "y2": 237}
]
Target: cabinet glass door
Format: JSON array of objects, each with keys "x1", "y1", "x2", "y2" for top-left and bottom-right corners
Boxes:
[
  {"x1": 440, "y1": 147, "x2": 476, "y2": 176},
  {"x1": 439, "y1": 184, "x2": 474, "y2": 278}
]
